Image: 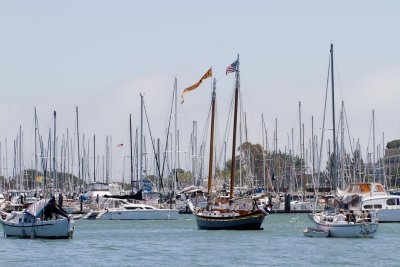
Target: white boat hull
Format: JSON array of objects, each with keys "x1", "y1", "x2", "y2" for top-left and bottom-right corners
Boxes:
[
  {"x1": 310, "y1": 214, "x2": 378, "y2": 238},
  {"x1": 2, "y1": 218, "x2": 74, "y2": 238},
  {"x1": 360, "y1": 195, "x2": 400, "y2": 222},
  {"x1": 376, "y1": 209, "x2": 400, "y2": 222},
  {"x1": 315, "y1": 222, "x2": 378, "y2": 238},
  {"x1": 97, "y1": 209, "x2": 179, "y2": 220}
]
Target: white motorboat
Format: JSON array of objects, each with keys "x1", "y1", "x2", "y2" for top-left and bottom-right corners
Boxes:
[
  {"x1": 83, "y1": 182, "x2": 127, "y2": 204},
  {"x1": 1, "y1": 198, "x2": 74, "y2": 238},
  {"x1": 337, "y1": 182, "x2": 387, "y2": 209},
  {"x1": 309, "y1": 212, "x2": 378, "y2": 238},
  {"x1": 361, "y1": 195, "x2": 400, "y2": 222},
  {"x1": 335, "y1": 182, "x2": 400, "y2": 223},
  {"x1": 95, "y1": 198, "x2": 179, "y2": 220}
]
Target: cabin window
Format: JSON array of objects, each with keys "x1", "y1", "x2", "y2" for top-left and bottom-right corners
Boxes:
[
  {"x1": 363, "y1": 205, "x2": 373, "y2": 209},
  {"x1": 373, "y1": 204, "x2": 382, "y2": 209},
  {"x1": 387, "y1": 199, "x2": 396, "y2": 206},
  {"x1": 397, "y1": 199, "x2": 400, "y2": 205},
  {"x1": 359, "y1": 184, "x2": 370, "y2": 193},
  {"x1": 372, "y1": 184, "x2": 384, "y2": 192},
  {"x1": 349, "y1": 185, "x2": 360, "y2": 193}
]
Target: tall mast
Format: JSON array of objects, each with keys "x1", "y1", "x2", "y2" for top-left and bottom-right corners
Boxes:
[
  {"x1": 275, "y1": 117, "x2": 278, "y2": 193},
  {"x1": 330, "y1": 43, "x2": 337, "y2": 189},
  {"x1": 311, "y1": 116, "x2": 315, "y2": 184},
  {"x1": 230, "y1": 54, "x2": 240, "y2": 199},
  {"x1": 207, "y1": 78, "x2": 216, "y2": 196},
  {"x1": 102, "y1": 156, "x2": 105, "y2": 182},
  {"x1": 53, "y1": 111, "x2": 57, "y2": 195},
  {"x1": 34, "y1": 108, "x2": 38, "y2": 192},
  {"x1": 5, "y1": 138, "x2": 8, "y2": 189},
  {"x1": 291, "y1": 128, "x2": 295, "y2": 192},
  {"x1": 372, "y1": 109, "x2": 376, "y2": 182},
  {"x1": 262, "y1": 114, "x2": 266, "y2": 190},
  {"x1": 135, "y1": 127, "x2": 139, "y2": 191},
  {"x1": 19, "y1": 126, "x2": 22, "y2": 191},
  {"x1": 157, "y1": 138, "x2": 161, "y2": 192},
  {"x1": 105, "y1": 136, "x2": 109, "y2": 183},
  {"x1": 67, "y1": 129, "x2": 71, "y2": 192},
  {"x1": 174, "y1": 78, "x2": 178, "y2": 194},
  {"x1": 76, "y1": 106, "x2": 81, "y2": 193},
  {"x1": 299, "y1": 101, "x2": 303, "y2": 192},
  {"x1": 382, "y1": 132, "x2": 385, "y2": 186},
  {"x1": 130, "y1": 114, "x2": 134, "y2": 193},
  {"x1": 109, "y1": 136, "x2": 113, "y2": 182},
  {"x1": 140, "y1": 93, "x2": 144, "y2": 190},
  {"x1": 340, "y1": 101, "x2": 345, "y2": 188},
  {"x1": 192, "y1": 121, "x2": 197, "y2": 186},
  {"x1": 93, "y1": 135, "x2": 96, "y2": 182}
]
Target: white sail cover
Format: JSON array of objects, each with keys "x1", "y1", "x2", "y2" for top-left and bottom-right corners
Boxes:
[{"x1": 25, "y1": 199, "x2": 48, "y2": 217}]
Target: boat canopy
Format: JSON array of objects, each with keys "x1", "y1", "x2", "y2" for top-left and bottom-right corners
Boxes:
[
  {"x1": 345, "y1": 183, "x2": 385, "y2": 194},
  {"x1": 25, "y1": 198, "x2": 69, "y2": 218},
  {"x1": 25, "y1": 199, "x2": 48, "y2": 217}
]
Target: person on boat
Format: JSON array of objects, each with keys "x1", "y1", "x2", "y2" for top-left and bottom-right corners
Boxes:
[
  {"x1": 347, "y1": 210, "x2": 356, "y2": 223},
  {"x1": 336, "y1": 209, "x2": 346, "y2": 222},
  {"x1": 265, "y1": 204, "x2": 272, "y2": 213},
  {"x1": 365, "y1": 210, "x2": 372, "y2": 222},
  {"x1": 361, "y1": 211, "x2": 368, "y2": 221},
  {"x1": 44, "y1": 199, "x2": 54, "y2": 221}
]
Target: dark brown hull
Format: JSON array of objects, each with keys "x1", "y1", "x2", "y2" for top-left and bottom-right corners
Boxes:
[{"x1": 195, "y1": 210, "x2": 265, "y2": 230}]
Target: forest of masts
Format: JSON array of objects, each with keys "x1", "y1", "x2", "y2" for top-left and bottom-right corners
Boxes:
[{"x1": 0, "y1": 88, "x2": 397, "y2": 197}]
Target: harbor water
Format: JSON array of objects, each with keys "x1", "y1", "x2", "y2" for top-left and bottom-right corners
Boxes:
[{"x1": 0, "y1": 214, "x2": 398, "y2": 266}]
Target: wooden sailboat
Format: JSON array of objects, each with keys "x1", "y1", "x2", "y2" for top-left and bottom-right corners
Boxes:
[{"x1": 194, "y1": 57, "x2": 266, "y2": 230}]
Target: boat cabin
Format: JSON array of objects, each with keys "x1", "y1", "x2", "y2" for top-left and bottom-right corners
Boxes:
[
  {"x1": 361, "y1": 196, "x2": 400, "y2": 210},
  {"x1": 338, "y1": 183, "x2": 387, "y2": 198}
]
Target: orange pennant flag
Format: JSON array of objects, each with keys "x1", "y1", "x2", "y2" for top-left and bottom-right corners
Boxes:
[{"x1": 181, "y1": 68, "x2": 212, "y2": 104}]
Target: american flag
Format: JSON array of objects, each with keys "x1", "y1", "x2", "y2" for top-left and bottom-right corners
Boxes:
[{"x1": 226, "y1": 59, "x2": 238, "y2": 75}]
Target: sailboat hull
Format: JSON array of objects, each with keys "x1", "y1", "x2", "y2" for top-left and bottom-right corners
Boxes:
[
  {"x1": 195, "y1": 210, "x2": 265, "y2": 230},
  {"x1": 309, "y1": 213, "x2": 378, "y2": 238},
  {"x1": 315, "y1": 221, "x2": 378, "y2": 238},
  {"x1": 2, "y1": 218, "x2": 74, "y2": 238}
]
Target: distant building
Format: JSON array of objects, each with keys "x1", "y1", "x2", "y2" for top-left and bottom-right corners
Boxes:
[
  {"x1": 383, "y1": 148, "x2": 400, "y2": 187},
  {"x1": 384, "y1": 148, "x2": 400, "y2": 174}
]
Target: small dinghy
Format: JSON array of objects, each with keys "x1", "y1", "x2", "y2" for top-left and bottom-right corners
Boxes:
[{"x1": 303, "y1": 227, "x2": 329, "y2": 238}]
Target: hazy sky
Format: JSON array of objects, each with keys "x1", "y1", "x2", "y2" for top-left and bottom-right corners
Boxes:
[{"x1": 1, "y1": 1, "x2": 399, "y2": 180}]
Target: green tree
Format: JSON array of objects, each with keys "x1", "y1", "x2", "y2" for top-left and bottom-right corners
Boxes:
[{"x1": 387, "y1": 139, "x2": 400, "y2": 149}]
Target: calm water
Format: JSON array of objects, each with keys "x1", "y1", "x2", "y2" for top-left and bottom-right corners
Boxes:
[{"x1": 0, "y1": 214, "x2": 398, "y2": 266}]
